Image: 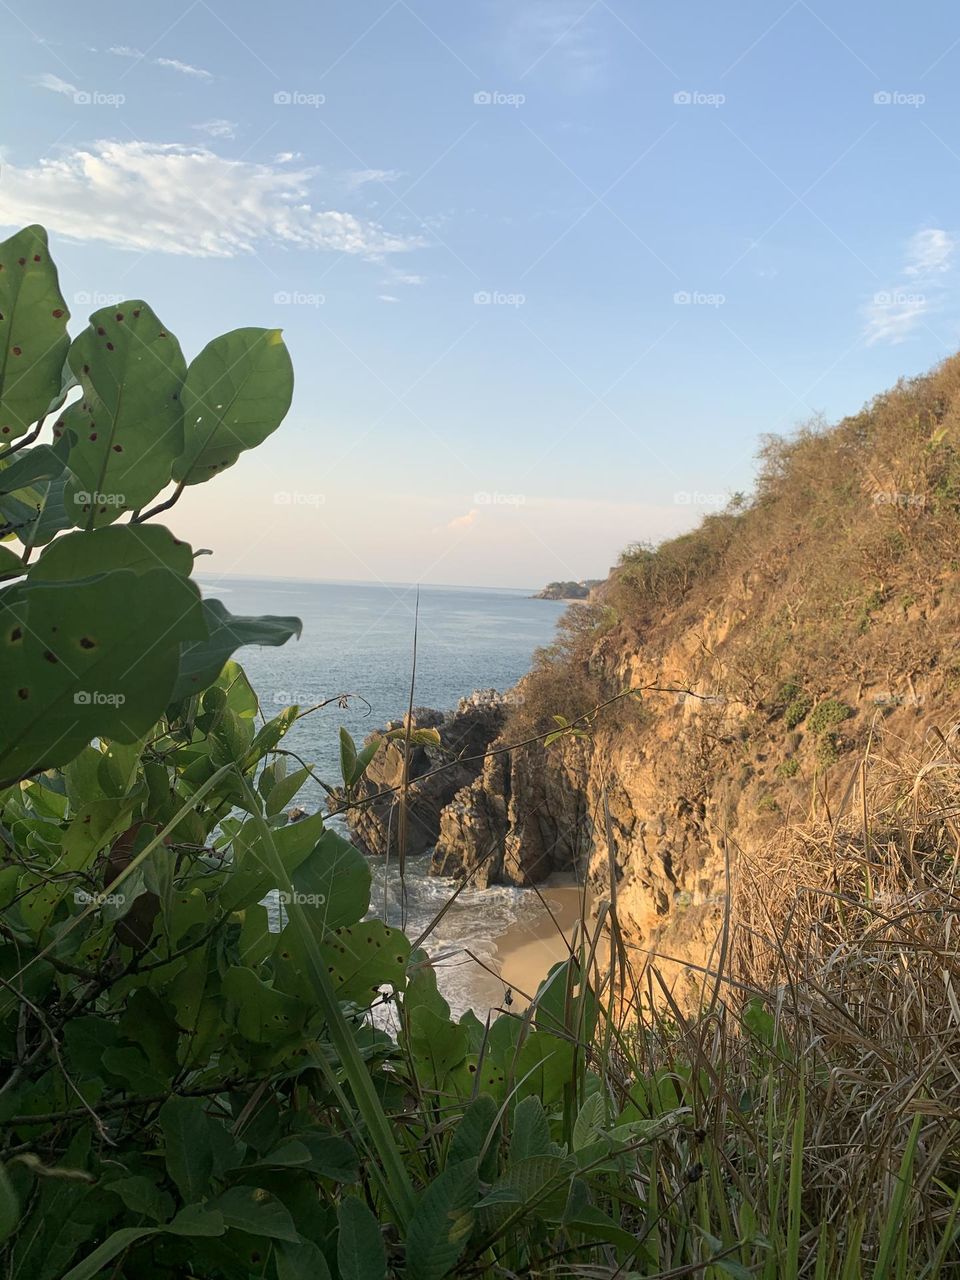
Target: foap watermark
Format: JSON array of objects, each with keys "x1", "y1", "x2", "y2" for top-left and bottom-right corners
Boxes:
[
  {"x1": 75, "y1": 888, "x2": 126, "y2": 907},
  {"x1": 274, "y1": 90, "x2": 326, "y2": 107},
  {"x1": 674, "y1": 90, "x2": 725, "y2": 108},
  {"x1": 474, "y1": 290, "x2": 526, "y2": 308},
  {"x1": 872, "y1": 491, "x2": 926, "y2": 509},
  {"x1": 874, "y1": 90, "x2": 925, "y2": 108},
  {"x1": 274, "y1": 290, "x2": 325, "y2": 307},
  {"x1": 674, "y1": 290, "x2": 725, "y2": 307},
  {"x1": 74, "y1": 89, "x2": 126, "y2": 108},
  {"x1": 674, "y1": 490, "x2": 726, "y2": 507},
  {"x1": 74, "y1": 690, "x2": 126, "y2": 707},
  {"x1": 74, "y1": 491, "x2": 125, "y2": 508},
  {"x1": 271, "y1": 690, "x2": 313, "y2": 705},
  {"x1": 277, "y1": 890, "x2": 326, "y2": 906},
  {"x1": 74, "y1": 290, "x2": 124, "y2": 308},
  {"x1": 870, "y1": 691, "x2": 926, "y2": 709},
  {"x1": 474, "y1": 89, "x2": 525, "y2": 107},
  {"x1": 873, "y1": 290, "x2": 925, "y2": 308},
  {"x1": 474, "y1": 490, "x2": 526, "y2": 506},
  {"x1": 274, "y1": 490, "x2": 325, "y2": 507}
]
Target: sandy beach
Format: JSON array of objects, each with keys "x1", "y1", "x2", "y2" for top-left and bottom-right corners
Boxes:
[{"x1": 492, "y1": 879, "x2": 598, "y2": 1008}]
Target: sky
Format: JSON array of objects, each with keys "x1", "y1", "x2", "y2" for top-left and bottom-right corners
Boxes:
[{"x1": 3, "y1": 1, "x2": 960, "y2": 587}]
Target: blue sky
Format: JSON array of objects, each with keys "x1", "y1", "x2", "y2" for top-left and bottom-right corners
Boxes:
[{"x1": 3, "y1": 1, "x2": 960, "y2": 587}]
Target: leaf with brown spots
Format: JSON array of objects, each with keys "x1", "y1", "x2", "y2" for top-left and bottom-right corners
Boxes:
[
  {"x1": 63, "y1": 302, "x2": 186, "y2": 527},
  {"x1": 0, "y1": 225, "x2": 70, "y2": 442}
]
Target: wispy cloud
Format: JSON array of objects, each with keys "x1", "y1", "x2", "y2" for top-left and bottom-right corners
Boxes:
[
  {"x1": 193, "y1": 118, "x2": 238, "y2": 139},
  {"x1": 378, "y1": 294, "x2": 400, "y2": 303},
  {"x1": 863, "y1": 227, "x2": 956, "y2": 346},
  {"x1": 155, "y1": 57, "x2": 213, "y2": 80},
  {"x1": 107, "y1": 45, "x2": 143, "y2": 59},
  {"x1": 0, "y1": 141, "x2": 423, "y2": 260},
  {"x1": 345, "y1": 168, "x2": 404, "y2": 189},
  {"x1": 504, "y1": 2, "x2": 607, "y2": 87},
  {"x1": 32, "y1": 73, "x2": 79, "y2": 98}
]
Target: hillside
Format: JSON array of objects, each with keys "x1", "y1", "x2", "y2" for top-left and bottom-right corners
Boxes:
[{"x1": 433, "y1": 352, "x2": 960, "y2": 999}]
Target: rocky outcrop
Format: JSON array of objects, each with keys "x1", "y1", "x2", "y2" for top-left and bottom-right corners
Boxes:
[
  {"x1": 533, "y1": 580, "x2": 602, "y2": 600},
  {"x1": 340, "y1": 691, "x2": 507, "y2": 859}
]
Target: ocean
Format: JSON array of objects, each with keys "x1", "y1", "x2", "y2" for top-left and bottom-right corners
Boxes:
[{"x1": 195, "y1": 576, "x2": 574, "y2": 1017}]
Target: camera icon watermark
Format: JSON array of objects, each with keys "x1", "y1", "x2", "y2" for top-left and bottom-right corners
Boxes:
[
  {"x1": 273, "y1": 90, "x2": 326, "y2": 107},
  {"x1": 274, "y1": 290, "x2": 325, "y2": 307},
  {"x1": 473, "y1": 290, "x2": 526, "y2": 308},
  {"x1": 872, "y1": 491, "x2": 926, "y2": 509},
  {"x1": 673, "y1": 90, "x2": 725, "y2": 108},
  {"x1": 74, "y1": 90, "x2": 126, "y2": 108},
  {"x1": 74, "y1": 690, "x2": 126, "y2": 707},
  {"x1": 473, "y1": 89, "x2": 526, "y2": 107},
  {"x1": 274, "y1": 490, "x2": 325, "y2": 508},
  {"x1": 874, "y1": 90, "x2": 925, "y2": 108}
]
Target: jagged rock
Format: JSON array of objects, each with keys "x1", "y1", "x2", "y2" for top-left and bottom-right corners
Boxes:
[{"x1": 339, "y1": 693, "x2": 507, "y2": 859}]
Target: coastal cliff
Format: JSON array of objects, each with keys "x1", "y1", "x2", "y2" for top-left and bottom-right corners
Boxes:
[{"x1": 345, "y1": 354, "x2": 960, "y2": 999}]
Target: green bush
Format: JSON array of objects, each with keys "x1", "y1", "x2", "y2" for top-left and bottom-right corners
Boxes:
[
  {"x1": 783, "y1": 693, "x2": 812, "y2": 728},
  {"x1": 807, "y1": 698, "x2": 853, "y2": 735},
  {"x1": 777, "y1": 757, "x2": 800, "y2": 778}
]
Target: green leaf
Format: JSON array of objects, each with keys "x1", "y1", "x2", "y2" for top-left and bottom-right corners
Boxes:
[
  {"x1": 276, "y1": 1239, "x2": 333, "y2": 1280},
  {"x1": 223, "y1": 966, "x2": 307, "y2": 1042},
  {"x1": 0, "y1": 225, "x2": 70, "y2": 442},
  {"x1": 406, "y1": 1005, "x2": 469, "y2": 1087},
  {"x1": 0, "y1": 444, "x2": 68, "y2": 494},
  {"x1": 173, "y1": 327, "x2": 294, "y2": 485},
  {"x1": 291, "y1": 827, "x2": 371, "y2": 932},
  {"x1": 158, "y1": 1095, "x2": 214, "y2": 1203},
  {"x1": 319, "y1": 919, "x2": 410, "y2": 1005},
  {"x1": 205, "y1": 1187, "x2": 299, "y2": 1241},
  {"x1": 572, "y1": 1091, "x2": 605, "y2": 1151},
  {"x1": 105, "y1": 1174, "x2": 174, "y2": 1224},
  {"x1": 512, "y1": 1095, "x2": 553, "y2": 1163},
  {"x1": 29, "y1": 523, "x2": 193, "y2": 581},
  {"x1": 172, "y1": 598, "x2": 301, "y2": 701},
  {"x1": 0, "y1": 544, "x2": 23, "y2": 581},
  {"x1": 63, "y1": 302, "x2": 187, "y2": 526},
  {"x1": 339, "y1": 726, "x2": 358, "y2": 787},
  {"x1": 406, "y1": 1159, "x2": 479, "y2": 1280},
  {"x1": 337, "y1": 1196, "x2": 386, "y2": 1280},
  {"x1": 448, "y1": 1095, "x2": 499, "y2": 1181},
  {"x1": 0, "y1": 568, "x2": 205, "y2": 785},
  {"x1": 265, "y1": 764, "x2": 312, "y2": 817},
  {"x1": 59, "y1": 1227, "x2": 158, "y2": 1280}
]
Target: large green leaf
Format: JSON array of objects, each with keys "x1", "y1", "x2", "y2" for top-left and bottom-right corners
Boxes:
[
  {"x1": 205, "y1": 1187, "x2": 299, "y2": 1241},
  {"x1": 63, "y1": 302, "x2": 186, "y2": 526},
  {"x1": 30, "y1": 523, "x2": 194, "y2": 581},
  {"x1": 172, "y1": 327, "x2": 294, "y2": 485},
  {"x1": 406, "y1": 1158, "x2": 479, "y2": 1280},
  {"x1": 171, "y1": 598, "x2": 301, "y2": 701},
  {"x1": 222, "y1": 965, "x2": 307, "y2": 1042},
  {"x1": 337, "y1": 1196, "x2": 386, "y2": 1280},
  {"x1": 290, "y1": 828, "x2": 371, "y2": 932},
  {"x1": 0, "y1": 225, "x2": 70, "y2": 443},
  {"x1": 0, "y1": 567, "x2": 205, "y2": 784},
  {"x1": 319, "y1": 919, "x2": 411, "y2": 1006},
  {"x1": 158, "y1": 1095, "x2": 215, "y2": 1202}
]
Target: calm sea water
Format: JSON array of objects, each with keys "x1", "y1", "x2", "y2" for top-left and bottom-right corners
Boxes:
[{"x1": 195, "y1": 576, "x2": 569, "y2": 1015}]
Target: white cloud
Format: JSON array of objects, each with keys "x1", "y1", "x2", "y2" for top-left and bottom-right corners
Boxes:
[
  {"x1": 905, "y1": 228, "x2": 955, "y2": 277},
  {"x1": 193, "y1": 118, "x2": 238, "y2": 139},
  {"x1": 155, "y1": 57, "x2": 213, "y2": 80},
  {"x1": 863, "y1": 227, "x2": 956, "y2": 346},
  {"x1": 32, "y1": 73, "x2": 79, "y2": 98},
  {"x1": 345, "y1": 168, "x2": 403, "y2": 189},
  {"x1": 274, "y1": 151, "x2": 303, "y2": 164},
  {"x1": 108, "y1": 45, "x2": 144, "y2": 59},
  {"x1": 0, "y1": 141, "x2": 423, "y2": 259},
  {"x1": 378, "y1": 294, "x2": 400, "y2": 303}
]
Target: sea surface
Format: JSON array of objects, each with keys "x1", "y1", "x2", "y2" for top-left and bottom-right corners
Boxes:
[{"x1": 195, "y1": 576, "x2": 571, "y2": 1016}]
